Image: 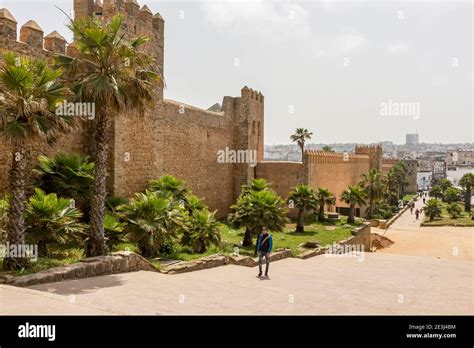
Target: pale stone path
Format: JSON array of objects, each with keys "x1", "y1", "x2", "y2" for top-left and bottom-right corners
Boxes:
[{"x1": 376, "y1": 195, "x2": 474, "y2": 261}]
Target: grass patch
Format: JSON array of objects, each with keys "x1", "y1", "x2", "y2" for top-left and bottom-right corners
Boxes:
[
  {"x1": 403, "y1": 193, "x2": 415, "y2": 202},
  {"x1": 161, "y1": 216, "x2": 361, "y2": 261},
  {"x1": 422, "y1": 202, "x2": 474, "y2": 226},
  {"x1": 0, "y1": 243, "x2": 83, "y2": 276}
]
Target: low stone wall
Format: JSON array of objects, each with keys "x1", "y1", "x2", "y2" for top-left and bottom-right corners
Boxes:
[
  {"x1": 162, "y1": 249, "x2": 293, "y2": 274},
  {"x1": 1, "y1": 251, "x2": 156, "y2": 287},
  {"x1": 339, "y1": 223, "x2": 372, "y2": 251}
]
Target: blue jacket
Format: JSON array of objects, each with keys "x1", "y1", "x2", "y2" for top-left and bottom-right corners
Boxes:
[{"x1": 256, "y1": 233, "x2": 273, "y2": 253}]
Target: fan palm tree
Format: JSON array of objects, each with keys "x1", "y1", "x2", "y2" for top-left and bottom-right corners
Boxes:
[
  {"x1": 121, "y1": 190, "x2": 184, "y2": 257},
  {"x1": 181, "y1": 209, "x2": 221, "y2": 253},
  {"x1": 430, "y1": 185, "x2": 443, "y2": 200},
  {"x1": 55, "y1": 14, "x2": 160, "y2": 257},
  {"x1": 444, "y1": 187, "x2": 461, "y2": 204},
  {"x1": 316, "y1": 187, "x2": 335, "y2": 222},
  {"x1": 33, "y1": 152, "x2": 94, "y2": 219},
  {"x1": 290, "y1": 128, "x2": 313, "y2": 162},
  {"x1": 438, "y1": 179, "x2": 453, "y2": 199},
  {"x1": 459, "y1": 173, "x2": 474, "y2": 212},
  {"x1": 446, "y1": 203, "x2": 462, "y2": 219},
  {"x1": 425, "y1": 199, "x2": 441, "y2": 221},
  {"x1": 26, "y1": 188, "x2": 84, "y2": 257},
  {"x1": 0, "y1": 52, "x2": 72, "y2": 270},
  {"x1": 340, "y1": 185, "x2": 367, "y2": 223},
  {"x1": 149, "y1": 175, "x2": 188, "y2": 203},
  {"x1": 241, "y1": 178, "x2": 270, "y2": 196},
  {"x1": 229, "y1": 189, "x2": 288, "y2": 247},
  {"x1": 359, "y1": 168, "x2": 383, "y2": 219},
  {"x1": 287, "y1": 184, "x2": 318, "y2": 232}
]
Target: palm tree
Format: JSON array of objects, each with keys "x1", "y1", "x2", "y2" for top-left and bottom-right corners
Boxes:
[
  {"x1": 241, "y1": 178, "x2": 270, "y2": 195},
  {"x1": 33, "y1": 153, "x2": 94, "y2": 219},
  {"x1": 316, "y1": 187, "x2": 335, "y2": 222},
  {"x1": 287, "y1": 184, "x2": 318, "y2": 232},
  {"x1": 181, "y1": 209, "x2": 221, "y2": 253},
  {"x1": 0, "y1": 52, "x2": 71, "y2": 270},
  {"x1": 121, "y1": 190, "x2": 184, "y2": 257},
  {"x1": 387, "y1": 161, "x2": 408, "y2": 199},
  {"x1": 430, "y1": 185, "x2": 443, "y2": 200},
  {"x1": 447, "y1": 203, "x2": 462, "y2": 219},
  {"x1": 149, "y1": 175, "x2": 188, "y2": 203},
  {"x1": 26, "y1": 188, "x2": 84, "y2": 257},
  {"x1": 229, "y1": 189, "x2": 288, "y2": 247},
  {"x1": 340, "y1": 186, "x2": 367, "y2": 223},
  {"x1": 359, "y1": 169, "x2": 383, "y2": 219},
  {"x1": 459, "y1": 173, "x2": 474, "y2": 212},
  {"x1": 290, "y1": 128, "x2": 313, "y2": 162},
  {"x1": 444, "y1": 187, "x2": 461, "y2": 204},
  {"x1": 56, "y1": 14, "x2": 159, "y2": 257},
  {"x1": 437, "y1": 178, "x2": 452, "y2": 201},
  {"x1": 425, "y1": 199, "x2": 441, "y2": 221}
]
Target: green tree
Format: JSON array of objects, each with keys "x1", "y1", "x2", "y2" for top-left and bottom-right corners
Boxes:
[
  {"x1": 446, "y1": 203, "x2": 462, "y2": 219},
  {"x1": 149, "y1": 175, "x2": 188, "y2": 203},
  {"x1": 290, "y1": 128, "x2": 313, "y2": 162},
  {"x1": 322, "y1": 145, "x2": 334, "y2": 152},
  {"x1": 287, "y1": 184, "x2": 318, "y2": 232},
  {"x1": 56, "y1": 14, "x2": 160, "y2": 257},
  {"x1": 438, "y1": 179, "x2": 453, "y2": 199},
  {"x1": 425, "y1": 199, "x2": 442, "y2": 221},
  {"x1": 25, "y1": 188, "x2": 84, "y2": 257},
  {"x1": 459, "y1": 173, "x2": 474, "y2": 212},
  {"x1": 430, "y1": 185, "x2": 443, "y2": 200},
  {"x1": 33, "y1": 153, "x2": 94, "y2": 219},
  {"x1": 387, "y1": 161, "x2": 408, "y2": 199},
  {"x1": 103, "y1": 213, "x2": 126, "y2": 250},
  {"x1": 181, "y1": 209, "x2": 221, "y2": 253},
  {"x1": 0, "y1": 52, "x2": 71, "y2": 270},
  {"x1": 316, "y1": 187, "x2": 335, "y2": 222},
  {"x1": 241, "y1": 178, "x2": 270, "y2": 196},
  {"x1": 340, "y1": 185, "x2": 367, "y2": 223},
  {"x1": 229, "y1": 189, "x2": 288, "y2": 247},
  {"x1": 444, "y1": 187, "x2": 461, "y2": 204},
  {"x1": 359, "y1": 168, "x2": 383, "y2": 219},
  {"x1": 121, "y1": 190, "x2": 184, "y2": 257}
]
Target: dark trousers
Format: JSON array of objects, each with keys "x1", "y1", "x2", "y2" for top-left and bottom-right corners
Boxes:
[{"x1": 258, "y1": 251, "x2": 270, "y2": 274}]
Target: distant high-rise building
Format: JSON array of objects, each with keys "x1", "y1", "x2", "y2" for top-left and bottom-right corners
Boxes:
[{"x1": 406, "y1": 133, "x2": 419, "y2": 146}]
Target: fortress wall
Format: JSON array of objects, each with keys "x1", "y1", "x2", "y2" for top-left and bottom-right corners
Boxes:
[
  {"x1": 256, "y1": 161, "x2": 304, "y2": 199},
  {"x1": 304, "y1": 151, "x2": 371, "y2": 208},
  {"x1": 158, "y1": 99, "x2": 236, "y2": 216},
  {"x1": 0, "y1": 15, "x2": 87, "y2": 194}
]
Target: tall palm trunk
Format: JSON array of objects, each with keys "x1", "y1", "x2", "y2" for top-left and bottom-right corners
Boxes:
[
  {"x1": 296, "y1": 208, "x2": 304, "y2": 232},
  {"x1": 465, "y1": 185, "x2": 471, "y2": 212},
  {"x1": 243, "y1": 227, "x2": 252, "y2": 247},
  {"x1": 3, "y1": 145, "x2": 29, "y2": 270},
  {"x1": 318, "y1": 203, "x2": 325, "y2": 222},
  {"x1": 348, "y1": 204, "x2": 355, "y2": 224},
  {"x1": 86, "y1": 112, "x2": 110, "y2": 257},
  {"x1": 300, "y1": 143, "x2": 304, "y2": 162}
]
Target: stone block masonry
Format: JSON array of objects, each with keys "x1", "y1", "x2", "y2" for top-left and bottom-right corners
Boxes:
[{"x1": 0, "y1": 2, "x2": 264, "y2": 218}]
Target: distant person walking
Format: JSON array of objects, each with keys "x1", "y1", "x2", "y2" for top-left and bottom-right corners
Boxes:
[
  {"x1": 423, "y1": 197, "x2": 426, "y2": 204},
  {"x1": 256, "y1": 227, "x2": 273, "y2": 278},
  {"x1": 415, "y1": 208, "x2": 420, "y2": 220},
  {"x1": 410, "y1": 203, "x2": 414, "y2": 214}
]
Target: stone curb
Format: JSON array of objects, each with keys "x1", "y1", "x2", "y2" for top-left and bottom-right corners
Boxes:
[{"x1": 4, "y1": 251, "x2": 157, "y2": 287}]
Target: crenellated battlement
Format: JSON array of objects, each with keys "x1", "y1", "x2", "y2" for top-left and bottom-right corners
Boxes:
[
  {"x1": 382, "y1": 157, "x2": 398, "y2": 165},
  {"x1": 305, "y1": 150, "x2": 370, "y2": 164},
  {"x1": 241, "y1": 86, "x2": 264, "y2": 103},
  {"x1": 0, "y1": 8, "x2": 71, "y2": 55},
  {"x1": 354, "y1": 144, "x2": 382, "y2": 155}
]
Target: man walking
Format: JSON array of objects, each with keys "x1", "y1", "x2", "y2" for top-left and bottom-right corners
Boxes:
[{"x1": 256, "y1": 227, "x2": 273, "y2": 278}]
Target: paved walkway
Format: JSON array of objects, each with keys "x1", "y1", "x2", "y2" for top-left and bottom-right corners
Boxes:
[
  {"x1": 377, "y1": 195, "x2": 474, "y2": 261},
  {"x1": 1, "y1": 194, "x2": 472, "y2": 315}
]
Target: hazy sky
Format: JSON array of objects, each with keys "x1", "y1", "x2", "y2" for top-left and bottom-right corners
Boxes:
[{"x1": 2, "y1": 0, "x2": 473, "y2": 145}]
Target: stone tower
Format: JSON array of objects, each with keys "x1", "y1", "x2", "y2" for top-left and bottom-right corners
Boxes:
[{"x1": 355, "y1": 145, "x2": 382, "y2": 171}]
